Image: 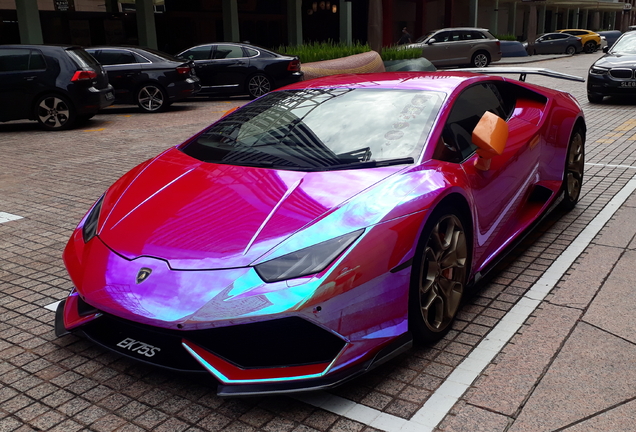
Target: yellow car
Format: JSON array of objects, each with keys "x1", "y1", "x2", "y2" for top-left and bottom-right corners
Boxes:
[{"x1": 558, "y1": 29, "x2": 602, "y2": 53}]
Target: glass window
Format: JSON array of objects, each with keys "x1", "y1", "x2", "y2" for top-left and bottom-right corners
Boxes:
[
  {"x1": 245, "y1": 48, "x2": 259, "y2": 57},
  {"x1": 552, "y1": 34, "x2": 568, "y2": 40},
  {"x1": 95, "y1": 50, "x2": 137, "y2": 65},
  {"x1": 183, "y1": 89, "x2": 445, "y2": 171},
  {"x1": 433, "y1": 31, "x2": 452, "y2": 42},
  {"x1": 29, "y1": 52, "x2": 46, "y2": 70},
  {"x1": 612, "y1": 32, "x2": 636, "y2": 54},
  {"x1": 0, "y1": 49, "x2": 31, "y2": 72},
  {"x1": 68, "y1": 48, "x2": 101, "y2": 68},
  {"x1": 213, "y1": 45, "x2": 245, "y2": 59},
  {"x1": 181, "y1": 46, "x2": 212, "y2": 60},
  {"x1": 439, "y1": 83, "x2": 509, "y2": 162}
]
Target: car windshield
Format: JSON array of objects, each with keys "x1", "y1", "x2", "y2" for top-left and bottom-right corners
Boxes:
[
  {"x1": 611, "y1": 32, "x2": 636, "y2": 54},
  {"x1": 417, "y1": 32, "x2": 435, "y2": 43},
  {"x1": 182, "y1": 88, "x2": 444, "y2": 171}
]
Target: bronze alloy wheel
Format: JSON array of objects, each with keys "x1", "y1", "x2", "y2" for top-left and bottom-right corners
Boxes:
[
  {"x1": 562, "y1": 130, "x2": 585, "y2": 209},
  {"x1": 412, "y1": 212, "x2": 468, "y2": 341}
]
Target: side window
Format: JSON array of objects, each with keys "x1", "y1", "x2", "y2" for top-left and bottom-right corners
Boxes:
[
  {"x1": 436, "y1": 83, "x2": 511, "y2": 163},
  {"x1": 449, "y1": 31, "x2": 462, "y2": 42},
  {"x1": 553, "y1": 34, "x2": 568, "y2": 40},
  {"x1": 434, "y1": 31, "x2": 452, "y2": 42},
  {"x1": 98, "y1": 50, "x2": 137, "y2": 65},
  {"x1": 0, "y1": 49, "x2": 31, "y2": 72},
  {"x1": 29, "y1": 51, "x2": 46, "y2": 70},
  {"x1": 213, "y1": 45, "x2": 245, "y2": 59},
  {"x1": 181, "y1": 46, "x2": 211, "y2": 60},
  {"x1": 245, "y1": 48, "x2": 259, "y2": 57}
]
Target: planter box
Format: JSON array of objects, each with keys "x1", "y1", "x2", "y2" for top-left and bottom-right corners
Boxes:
[{"x1": 302, "y1": 51, "x2": 385, "y2": 80}]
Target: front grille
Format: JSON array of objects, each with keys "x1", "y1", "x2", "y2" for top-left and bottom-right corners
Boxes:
[
  {"x1": 609, "y1": 68, "x2": 634, "y2": 79},
  {"x1": 81, "y1": 313, "x2": 346, "y2": 370}
]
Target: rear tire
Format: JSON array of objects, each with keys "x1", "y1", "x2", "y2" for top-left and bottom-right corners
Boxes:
[
  {"x1": 136, "y1": 84, "x2": 168, "y2": 113},
  {"x1": 566, "y1": 45, "x2": 576, "y2": 55},
  {"x1": 471, "y1": 51, "x2": 490, "y2": 68},
  {"x1": 247, "y1": 73, "x2": 272, "y2": 98},
  {"x1": 34, "y1": 94, "x2": 76, "y2": 131},
  {"x1": 560, "y1": 129, "x2": 585, "y2": 210},
  {"x1": 409, "y1": 204, "x2": 470, "y2": 342}
]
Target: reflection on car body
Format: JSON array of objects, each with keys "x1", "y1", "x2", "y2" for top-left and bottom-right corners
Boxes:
[{"x1": 56, "y1": 70, "x2": 585, "y2": 396}]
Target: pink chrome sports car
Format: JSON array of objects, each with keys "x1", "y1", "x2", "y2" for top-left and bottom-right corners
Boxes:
[{"x1": 56, "y1": 70, "x2": 585, "y2": 396}]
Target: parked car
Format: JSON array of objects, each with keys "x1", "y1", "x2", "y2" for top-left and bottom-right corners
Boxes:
[
  {"x1": 598, "y1": 30, "x2": 622, "y2": 49},
  {"x1": 176, "y1": 42, "x2": 303, "y2": 98},
  {"x1": 86, "y1": 47, "x2": 200, "y2": 113},
  {"x1": 524, "y1": 33, "x2": 583, "y2": 55},
  {"x1": 56, "y1": 69, "x2": 585, "y2": 396},
  {"x1": 588, "y1": 31, "x2": 636, "y2": 103},
  {"x1": 403, "y1": 27, "x2": 502, "y2": 67},
  {"x1": 0, "y1": 44, "x2": 114, "y2": 130},
  {"x1": 557, "y1": 29, "x2": 601, "y2": 52}
]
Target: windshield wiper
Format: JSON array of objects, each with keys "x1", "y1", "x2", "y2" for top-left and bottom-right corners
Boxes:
[{"x1": 324, "y1": 157, "x2": 414, "y2": 171}]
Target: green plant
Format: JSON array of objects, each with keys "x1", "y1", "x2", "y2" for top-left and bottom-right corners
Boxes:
[
  {"x1": 276, "y1": 40, "x2": 370, "y2": 63},
  {"x1": 380, "y1": 45, "x2": 422, "y2": 61},
  {"x1": 494, "y1": 34, "x2": 518, "y2": 41}
]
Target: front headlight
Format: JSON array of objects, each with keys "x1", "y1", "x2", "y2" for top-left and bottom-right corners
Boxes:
[
  {"x1": 82, "y1": 195, "x2": 104, "y2": 243},
  {"x1": 255, "y1": 229, "x2": 364, "y2": 282},
  {"x1": 590, "y1": 66, "x2": 609, "y2": 75}
]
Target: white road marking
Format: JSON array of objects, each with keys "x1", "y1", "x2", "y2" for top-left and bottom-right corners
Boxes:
[
  {"x1": 586, "y1": 163, "x2": 636, "y2": 169},
  {"x1": 0, "y1": 212, "x2": 23, "y2": 224},
  {"x1": 44, "y1": 300, "x2": 61, "y2": 312}
]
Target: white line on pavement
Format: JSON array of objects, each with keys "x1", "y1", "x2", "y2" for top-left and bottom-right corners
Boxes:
[
  {"x1": 0, "y1": 212, "x2": 23, "y2": 224},
  {"x1": 586, "y1": 163, "x2": 636, "y2": 170}
]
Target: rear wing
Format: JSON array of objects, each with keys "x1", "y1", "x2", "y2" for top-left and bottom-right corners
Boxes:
[{"x1": 458, "y1": 67, "x2": 585, "y2": 82}]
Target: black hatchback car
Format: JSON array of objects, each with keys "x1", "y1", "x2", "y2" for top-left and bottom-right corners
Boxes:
[
  {"x1": 176, "y1": 43, "x2": 303, "y2": 98},
  {"x1": 587, "y1": 31, "x2": 636, "y2": 103},
  {"x1": 0, "y1": 45, "x2": 114, "y2": 130},
  {"x1": 86, "y1": 47, "x2": 201, "y2": 112}
]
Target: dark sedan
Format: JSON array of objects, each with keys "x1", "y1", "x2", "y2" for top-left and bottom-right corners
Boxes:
[
  {"x1": 588, "y1": 31, "x2": 636, "y2": 103},
  {"x1": 525, "y1": 33, "x2": 583, "y2": 55},
  {"x1": 176, "y1": 43, "x2": 303, "y2": 98},
  {"x1": 86, "y1": 47, "x2": 201, "y2": 113}
]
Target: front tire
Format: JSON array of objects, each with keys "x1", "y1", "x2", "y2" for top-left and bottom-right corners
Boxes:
[
  {"x1": 136, "y1": 84, "x2": 168, "y2": 113},
  {"x1": 247, "y1": 73, "x2": 272, "y2": 98},
  {"x1": 471, "y1": 51, "x2": 490, "y2": 68},
  {"x1": 587, "y1": 93, "x2": 603, "y2": 103},
  {"x1": 409, "y1": 206, "x2": 469, "y2": 342},
  {"x1": 35, "y1": 94, "x2": 76, "y2": 130},
  {"x1": 560, "y1": 129, "x2": 585, "y2": 210},
  {"x1": 584, "y1": 41, "x2": 597, "y2": 53},
  {"x1": 566, "y1": 45, "x2": 576, "y2": 55}
]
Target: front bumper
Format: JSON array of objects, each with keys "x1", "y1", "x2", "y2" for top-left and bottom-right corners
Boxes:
[{"x1": 587, "y1": 73, "x2": 636, "y2": 97}]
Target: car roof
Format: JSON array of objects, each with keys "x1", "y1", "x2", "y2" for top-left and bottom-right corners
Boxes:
[{"x1": 279, "y1": 71, "x2": 494, "y2": 94}]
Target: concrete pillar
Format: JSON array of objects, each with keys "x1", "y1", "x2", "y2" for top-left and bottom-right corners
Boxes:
[
  {"x1": 573, "y1": 8, "x2": 579, "y2": 28},
  {"x1": 564, "y1": 8, "x2": 570, "y2": 28},
  {"x1": 538, "y1": 4, "x2": 546, "y2": 34},
  {"x1": 553, "y1": 7, "x2": 559, "y2": 31},
  {"x1": 339, "y1": 0, "x2": 352, "y2": 45},
  {"x1": 368, "y1": 0, "x2": 382, "y2": 52},
  {"x1": 287, "y1": 0, "x2": 302, "y2": 45},
  {"x1": 592, "y1": 11, "x2": 600, "y2": 30},
  {"x1": 491, "y1": 0, "x2": 499, "y2": 35},
  {"x1": 508, "y1": 1, "x2": 517, "y2": 37},
  {"x1": 15, "y1": 0, "x2": 43, "y2": 44},
  {"x1": 527, "y1": 4, "x2": 537, "y2": 53},
  {"x1": 223, "y1": 0, "x2": 240, "y2": 42},
  {"x1": 470, "y1": 0, "x2": 479, "y2": 27},
  {"x1": 136, "y1": 0, "x2": 157, "y2": 49},
  {"x1": 582, "y1": 9, "x2": 589, "y2": 29}
]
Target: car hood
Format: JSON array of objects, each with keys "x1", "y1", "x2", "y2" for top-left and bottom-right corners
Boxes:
[
  {"x1": 97, "y1": 148, "x2": 403, "y2": 270},
  {"x1": 594, "y1": 53, "x2": 636, "y2": 68}
]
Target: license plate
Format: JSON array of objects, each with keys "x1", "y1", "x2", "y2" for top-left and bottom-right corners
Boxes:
[{"x1": 620, "y1": 81, "x2": 636, "y2": 88}]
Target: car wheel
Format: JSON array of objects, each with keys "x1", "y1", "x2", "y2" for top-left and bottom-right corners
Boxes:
[
  {"x1": 471, "y1": 52, "x2": 490, "y2": 68},
  {"x1": 587, "y1": 93, "x2": 603, "y2": 103},
  {"x1": 584, "y1": 41, "x2": 597, "y2": 53},
  {"x1": 566, "y1": 45, "x2": 576, "y2": 55},
  {"x1": 247, "y1": 73, "x2": 272, "y2": 98},
  {"x1": 409, "y1": 206, "x2": 469, "y2": 342},
  {"x1": 136, "y1": 84, "x2": 168, "y2": 113},
  {"x1": 560, "y1": 129, "x2": 585, "y2": 210},
  {"x1": 35, "y1": 94, "x2": 76, "y2": 131}
]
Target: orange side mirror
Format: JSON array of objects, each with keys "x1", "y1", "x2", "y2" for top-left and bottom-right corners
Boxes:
[{"x1": 472, "y1": 111, "x2": 508, "y2": 170}]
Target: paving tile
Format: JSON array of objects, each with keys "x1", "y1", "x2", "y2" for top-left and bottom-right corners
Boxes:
[
  {"x1": 508, "y1": 322, "x2": 636, "y2": 431},
  {"x1": 438, "y1": 402, "x2": 510, "y2": 431},
  {"x1": 561, "y1": 399, "x2": 636, "y2": 431},
  {"x1": 583, "y1": 250, "x2": 636, "y2": 344}
]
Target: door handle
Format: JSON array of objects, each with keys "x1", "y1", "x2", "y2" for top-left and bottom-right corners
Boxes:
[{"x1": 23, "y1": 76, "x2": 37, "y2": 81}]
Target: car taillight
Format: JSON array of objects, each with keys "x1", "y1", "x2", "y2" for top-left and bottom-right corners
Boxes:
[
  {"x1": 176, "y1": 66, "x2": 191, "y2": 75},
  {"x1": 71, "y1": 70, "x2": 97, "y2": 81},
  {"x1": 496, "y1": 40, "x2": 501, "y2": 47},
  {"x1": 287, "y1": 59, "x2": 301, "y2": 72}
]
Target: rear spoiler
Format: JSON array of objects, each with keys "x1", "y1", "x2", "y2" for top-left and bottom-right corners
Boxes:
[{"x1": 458, "y1": 67, "x2": 585, "y2": 82}]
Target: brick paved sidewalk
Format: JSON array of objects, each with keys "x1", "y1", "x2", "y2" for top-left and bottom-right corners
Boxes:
[{"x1": 2, "y1": 53, "x2": 636, "y2": 432}]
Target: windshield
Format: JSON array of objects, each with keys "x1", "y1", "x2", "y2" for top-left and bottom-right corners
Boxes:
[
  {"x1": 611, "y1": 32, "x2": 636, "y2": 54},
  {"x1": 182, "y1": 88, "x2": 444, "y2": 171},
  {"x1": 417, "y1": 32, "x2": 435, "y2": 43}
]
